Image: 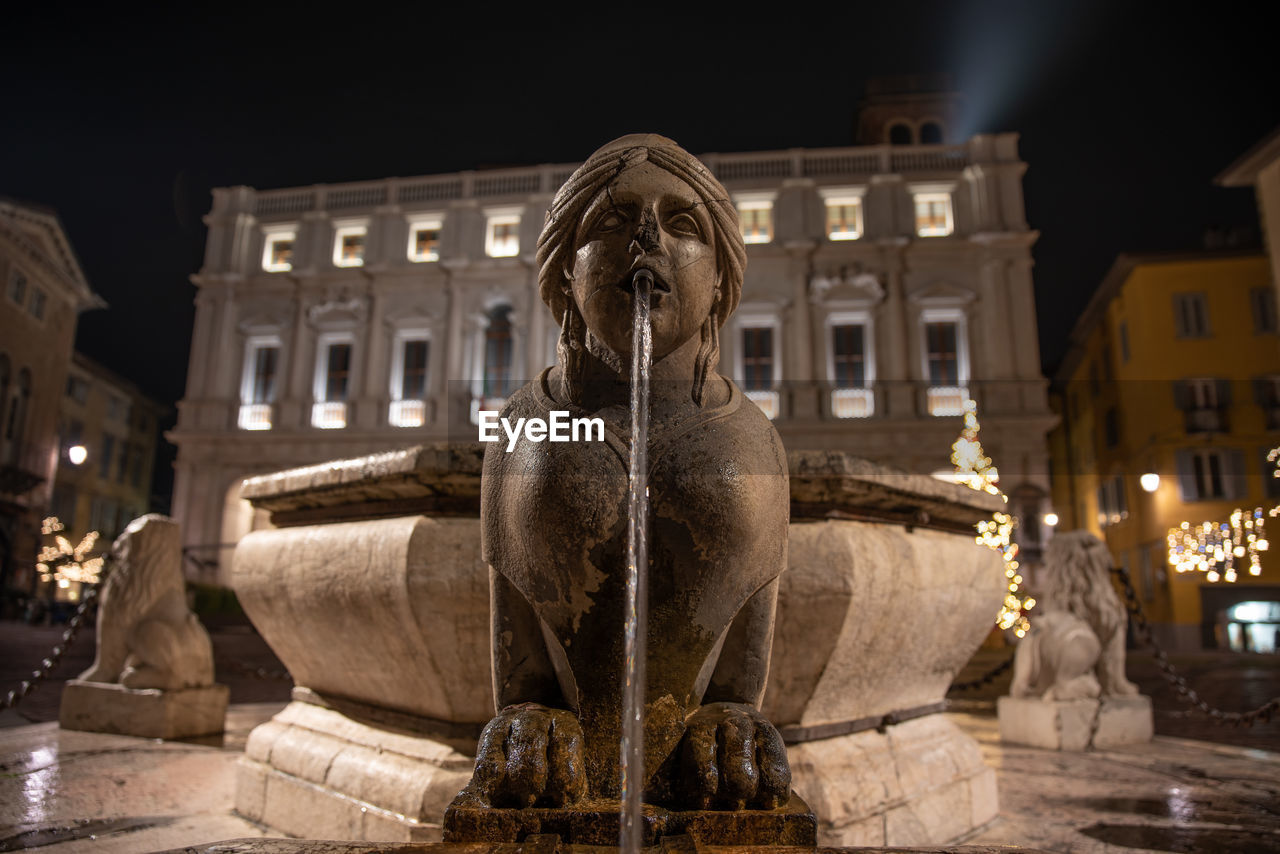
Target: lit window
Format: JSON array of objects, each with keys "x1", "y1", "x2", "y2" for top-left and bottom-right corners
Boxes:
[
  {"x1": 389, "y1": 332, "x2": 430, "y2": 427},
  {"x1": 333, "y1": 224, "x2": 367, "y2": 267},
  {"x1": 262, "y1": 229, "x2": 296, "y2": 272},
  {"x1": 407, "y1": 217, "x2": 442, "y2": 262},
  {"x1": 922, "y1": 312, "x2": 968, "y2": 416},
  {"x1": 29, "y1": 289, "x2": 46, "y2": 320},
  {"x1": 238, "y1": 337, "x2": 280, "y2": 430},
  {"x1": 1172, "y1": 292, "x2": 1210, "y2": 338},
  {"x1": 312, "y1": 335, "x2": 354, "y2": 429},
  {"x1": 485, "y1": 210, "x2": 521, "y2": 258},
  {"x1": 829, "y1": 317, "x2": 874, "y2": 418},
  {"x1": 735, "y1": 196, "x2": 774, "y2": 244},
  {"x1": 825, "y1": 198, "x2": 863, "y2": 241},
  {"x1": 483, "y1": 306, "x2": 516, "y2": 404},
  {"x1": 914, "y1": 192, "x2": 953, "y2": 237},
  {"x1": 739, "y1": 320, "x2": 779, "y2": 419},
  {"x1": 1096, "y1": 475, "x2": 1128, "y2": 527},
  {"x1": 8, "y1": 269, "x2": 27, "y2": 305}
]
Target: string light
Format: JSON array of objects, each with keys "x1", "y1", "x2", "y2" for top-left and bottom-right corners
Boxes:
[
  {"x1": 952, "y1": 399, "x2": 1035, "y2": 636},
  {"x1": 1165, "y1": 445, "x2": 1279, "y2": 583},
  {"x1": 37, "y1": 517, "x2": 105, "y2": 587}
]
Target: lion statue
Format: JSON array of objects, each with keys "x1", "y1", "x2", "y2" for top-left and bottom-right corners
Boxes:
[
  {"x1": 1009, "y1": 530, "x2": 1139, "y2": 701},
  {"x1": 78, "y1": 514, "x2": 215, "y2": 691}
]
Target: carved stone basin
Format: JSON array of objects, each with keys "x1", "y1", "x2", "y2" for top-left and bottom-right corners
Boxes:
[{"x1": 231, "y1": 444, "x2": 1005, "y2": 846}]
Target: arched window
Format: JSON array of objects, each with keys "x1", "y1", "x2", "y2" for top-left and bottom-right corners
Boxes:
[
  {"x1": 888, "y1": 122, "x2": 914, "y2": 145},
  {"x1": 919, "y1": 122, "x2": 944, "y2": 144}
]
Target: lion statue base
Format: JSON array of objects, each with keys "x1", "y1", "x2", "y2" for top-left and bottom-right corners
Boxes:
[
  {"x1": 59, "y1": 514, "x2": 228, "y2": 739},
  {"x1": 998, "y1": 530, "x2": 1151, "y2": 749}
]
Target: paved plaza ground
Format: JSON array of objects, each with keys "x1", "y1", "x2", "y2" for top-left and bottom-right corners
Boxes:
[{"x1": 1, "y1": 618, "x2": 1278, "y2": 852}]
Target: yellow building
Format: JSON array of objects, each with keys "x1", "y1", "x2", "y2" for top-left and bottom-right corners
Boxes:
[{"x1": 1050, "y1": 250, "x2": 1280, "y2": 652}]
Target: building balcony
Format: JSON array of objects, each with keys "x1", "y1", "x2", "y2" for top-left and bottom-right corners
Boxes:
[
  {"x1": 389, "y1": 399, "x2": 427, "y2": 428},
  {"x1": 237, "y1": 403, "x2": 274, "y2": 431},
  {"x1": 831, "y1": 387, "x2": 875, "y2": 419},
  {"x1": 1185, "y1": 407, "x2": 1226, "y2": 434},
  {"x1": 926, "y1": 386, "x2": 969, "y2": 417},
  {"x1": 311, "y1": 401, "x2": 348, "y2": 430}
]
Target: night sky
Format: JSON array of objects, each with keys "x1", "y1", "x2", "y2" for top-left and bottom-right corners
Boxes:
[{"x1": 5, "y1": 3, "x2": 1276, "y2": 412}]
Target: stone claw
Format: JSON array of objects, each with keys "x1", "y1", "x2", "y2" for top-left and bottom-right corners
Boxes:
[
  {"x1": 462, "y1": 703, "x2": 587, "y2": 808},
  {"x1": 677, "y1": 702, "x2": 791, "y2": 810}
]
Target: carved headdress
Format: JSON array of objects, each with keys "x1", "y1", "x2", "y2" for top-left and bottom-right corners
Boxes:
[{"x1": 535, "y1": 134, "x2": 746, "y2": 405}]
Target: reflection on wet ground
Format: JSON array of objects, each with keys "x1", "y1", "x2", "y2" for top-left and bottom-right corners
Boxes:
[
  {"x1": 0, "y1": 817, "x2": 170, "y2": 852},
  {"x1": 1077, "y1": 823, "x2": 1280, "y2": 853}
]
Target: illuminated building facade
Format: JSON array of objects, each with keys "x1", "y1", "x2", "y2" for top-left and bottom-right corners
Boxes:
[
  {"x1": 0, "y1": 198, "x2": 103, "y2": 601},
  {"x1": 44, "y1": 352, "x2": 166, "y2": 602},
  {"x1": 1049, "y1": 250, "x2": 1280, "y2": 652},
  {"x1": 171, "y1": 92, "x2": 1054, "y2": 585}
]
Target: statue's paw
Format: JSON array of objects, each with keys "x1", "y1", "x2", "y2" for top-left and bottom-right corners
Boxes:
[
  {"x1": 464, "y1": 703, "x2": 587, "y2": 808},
  {"x1": 678, "y1": 702, "x2": 791, "y2": 811}
]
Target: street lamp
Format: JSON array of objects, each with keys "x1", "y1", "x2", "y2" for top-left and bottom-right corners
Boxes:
[
  {"x1": 1043, "y1": 512, "x2": 1059, "y2": 527},
  {"x1": 67, "y1": 445, "x2": 87, "y2": 466},
  {"x1": 1140, "y1": 472, "x2": 1160, "y2": 493}
]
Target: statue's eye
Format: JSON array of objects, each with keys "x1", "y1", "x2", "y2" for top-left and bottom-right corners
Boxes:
[
  {"x1": 594, "y1": 212, "x2": 624, "y2": 232},
  {"x1": 667, "y1": 212, "x2": 702, "y2": 237}
]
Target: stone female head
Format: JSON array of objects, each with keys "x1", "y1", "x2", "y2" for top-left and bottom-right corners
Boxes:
[{"x1": 535, "y1": 134, "x2": 746, "y2": 405}]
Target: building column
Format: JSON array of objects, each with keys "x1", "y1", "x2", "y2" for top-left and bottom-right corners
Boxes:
[
  {"x1": 879, "y1": 239, "x2": 914, "y2": 417},
  {"x1": 786, "y1": 242, "x2": 818, "y2": 420},
  {"x1": 358, "y1": 286, "x2": 387, "y2": 430}
]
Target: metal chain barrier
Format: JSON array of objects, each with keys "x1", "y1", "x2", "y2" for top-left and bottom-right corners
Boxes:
[
  {"x1": 947, "y1": 652, "x2": 1015, "y2": 692},
  {"x1": 225, "y1": 660, "x2": 293, "y2": 682},
  {"x1": 1, "y1": 587, "x2": 99, "y2": 712},
  {"x1": 1112, "y1": 565, "x2": 1280, "y2": 728}
]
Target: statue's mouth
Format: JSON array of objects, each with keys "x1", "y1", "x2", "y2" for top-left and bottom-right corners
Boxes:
[{"x1": 617, "y1": 268, "x2": 671, "y2": 296}]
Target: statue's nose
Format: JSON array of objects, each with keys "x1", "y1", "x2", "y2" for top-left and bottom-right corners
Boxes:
[{"x1": 628, "y1": 209, "x2": 661, "y2": 256}]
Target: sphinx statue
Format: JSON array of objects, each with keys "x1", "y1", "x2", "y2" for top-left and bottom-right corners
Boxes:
[
  {"x1": 61, "y1": 514, "x2": 229, "y2": 739},
  {"x1": 1009, "y1": 530, "x2": 1139, "y2": 701},
  {"x1": 998, "y1": 530, "x2": 1151, "y2": 751},
  {"x1": 451, "y1": 135, "x2": 794, "y2": 823}
]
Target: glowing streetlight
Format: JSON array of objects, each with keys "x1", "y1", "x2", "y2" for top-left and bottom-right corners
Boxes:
[
  {"x1": 1043, "y1": 512, "x2": 1059, "y2": 527},
  {"x1": 1140, "y1": 472, "x2": 1160, "y2": 493},
  {"x1": 67, "y1": 445, "x2": 88, "y2": 466}
]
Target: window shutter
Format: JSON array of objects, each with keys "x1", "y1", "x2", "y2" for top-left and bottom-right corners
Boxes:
[
  {"x1": 1172, "y1": 380, "x2": 1191, "y2": 411},
  {"x1": 1225, "y1": 449, "x2": 1248, "y2": 500},
  {"x1": 1215, "y1": 379, "x2": 1233, "y2": 407},
  {"x1": 1255, "y1": 377, "x2": 1272, "y2": 406},
  {"x1": 1175, "y1": 449, "x2": 1198, "y2": 501}
]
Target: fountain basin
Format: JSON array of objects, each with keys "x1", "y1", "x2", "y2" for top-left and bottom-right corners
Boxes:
[{"x1": 231, "y1": 444, "x2": 1005, "y2": 845}]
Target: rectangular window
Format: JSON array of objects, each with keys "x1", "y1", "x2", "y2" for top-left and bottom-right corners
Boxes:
[
  {"x1": 29, "y1": 288, "x2": 46, "y2": 320},
  {"x1": 1104, "y1": 407, "x2": 1120, "y2": 448},
  {"x1": 262, "y1": 230, "x2": 296, "y2": 272},
  {"x1": 65, "y1": 375, "x2": 89, "y2": 404},
  {"x1": 238, "y1": 338, "x2": 280, "y2": 430},
  {"x1": 333, "y1": 225, "x2": 367, "y2": 267},
  {"x1": 831, "y1": 324, "x2": 866, "y2": 388},
  {"x1": 324, "y1": 343, "x2": 352, "y2": 402},
  {"x1": 1172, "y1": 291, "x2": 1210, "y2": 338},
  {"x1": 825, "y1": 198, "x2": 863, "y2": 241},
  {"x1": 130, "y1": 447, "x2": 144, "y2": 488},
  {"x1": 116, "y1": 442, "x2": 128, "y2": 484},
  {"x1": 1138, "y1": 544, "x2": 1156, "y2": 603},
  {"x1": 925, "y1": 321, "x2": 959, "y2": 386},
  {"x1": 1177, "y1": 377, "x2": 1228, "y2": 433},
  {"x1": 311, "y1": 336, "x2": 353, "y2": 429},
  {"x1": 51, "y1": 484, "x2": 77, "y2": 526},
  {"x1": 407, "y1": 218, "x2": 442, "y2": 262},
  {"x1": 8, "y1": 269, "x2": 27, "y2": 305},
  {"x1": 741, "y1": 327, "x2": 774, "y2": 391},
  {"x1": 1263, "y1": 447, "x2": 1280, "y2": 500},
  {"x1": 1119, "y1": 321, "x2": 1130, "y2": 363},
  {"x1": 390, "y1": 334, "x2": 430, "y2": 428},
  {"x1": 913, "y1": 193, "x2": 953, "y2": 237},
  {"x1": 1175, "y1": 447, "x2": 1247, "y2": 501},
  {"x1": 1096, "y1": 475, "x2": 1128, "y2": 527},
  {"x1": 1251, "y1": 287, "x2": 1277, "y2": 334},
  {"x1": 485, "y1": 212, "x2": 521, "y2": 258},
  {"x1": 736, "y1": 200, "x2": 773, "y2": 244},
  {"x1": 99, "y1": 435, "x2": 115, "y2": 479}
]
